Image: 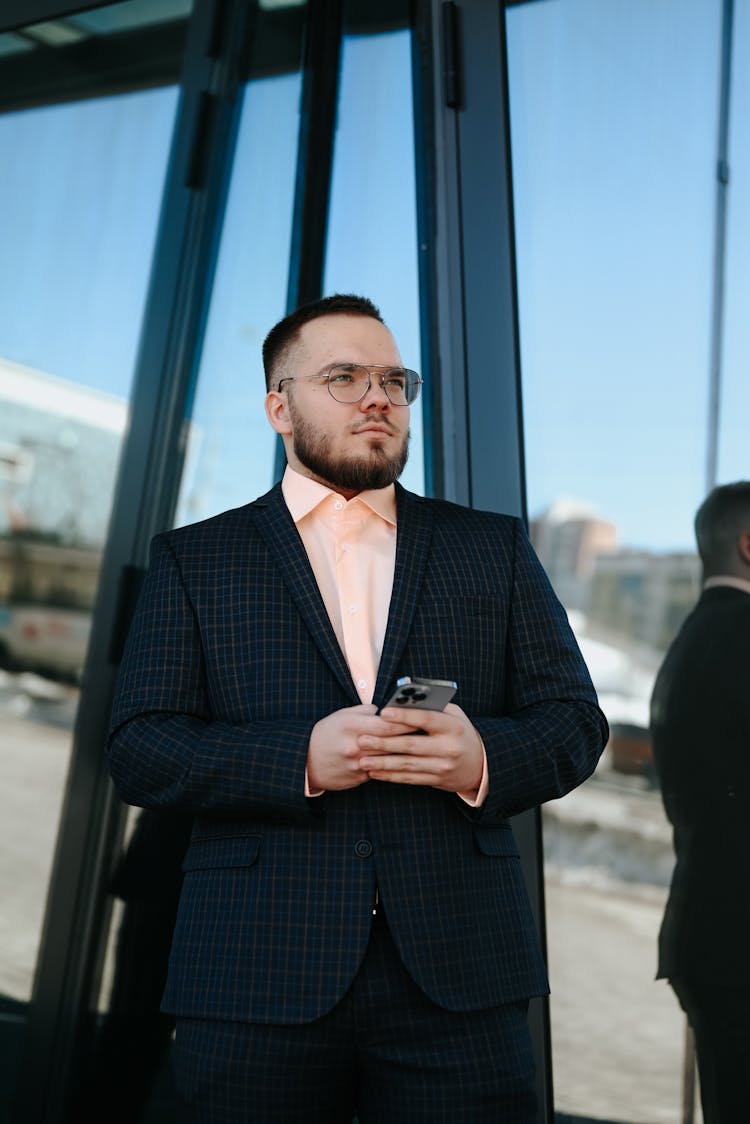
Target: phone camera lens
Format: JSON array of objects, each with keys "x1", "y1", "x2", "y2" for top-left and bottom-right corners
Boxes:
[{"x1": 411, "y1": 691, "x2": 427, "y2": 702}]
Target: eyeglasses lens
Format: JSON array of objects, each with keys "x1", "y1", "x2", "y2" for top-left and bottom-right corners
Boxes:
[{"x1": 327, "y1": 365, "x2": 419, "y2": 406}]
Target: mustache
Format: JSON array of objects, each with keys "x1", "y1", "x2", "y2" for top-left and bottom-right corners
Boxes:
[{"x1": 350, "y1": 420, "x2": 398, "y2": 435}]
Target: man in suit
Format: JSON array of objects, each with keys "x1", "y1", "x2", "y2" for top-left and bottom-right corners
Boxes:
[
  {"x1": 650, "y1": 481, "x2": 750, "y2": 1123},
  {"x1": 107, "y1": 293, "x2": 607, "y2": 1123}
]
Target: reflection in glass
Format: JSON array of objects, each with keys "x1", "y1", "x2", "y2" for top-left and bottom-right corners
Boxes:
[
  {"x1": 0, "y1": 33, "x2": 179, "y2": 1115},
  {"x1": 174, "y1": 73, "x2": 302, "y2": 527},
  {"x1": 503, "y1": 1, "x2": 744, "y2": 1120},
  {"x1": 718, "y1": 0, "x2": 750, "y2": 484}
]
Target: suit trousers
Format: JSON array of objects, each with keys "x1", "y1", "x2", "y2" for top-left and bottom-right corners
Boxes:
[
  {"x1": 670, "y1": 976, "x2": 750, "y2": 1124},
  {"x1": 173, "y1": 915, "x2": 537, "y2": 1124}
]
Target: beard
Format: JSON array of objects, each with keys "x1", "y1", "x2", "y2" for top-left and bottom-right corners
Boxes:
[{"x1": 289, "y1": 404, "x2": 410, "y2": 492}]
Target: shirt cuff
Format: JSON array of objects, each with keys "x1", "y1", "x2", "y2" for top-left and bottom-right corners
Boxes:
[
  {"x1": 305, "y1": 768, "x2": 325, "y2": 798},
  {"x1": 456, "y1": 741, "x2": 489, "y2": 807}
]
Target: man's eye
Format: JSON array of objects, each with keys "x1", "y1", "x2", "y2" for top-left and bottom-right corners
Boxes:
[
  {"x1": 330, "y1": 371, "x2": 355, "y2": 385},
  {"x1": 384, "y1": 372, "x2": 407, "y2": 389}
]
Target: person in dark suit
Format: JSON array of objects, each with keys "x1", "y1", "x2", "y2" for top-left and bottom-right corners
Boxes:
[
  {"x1": 650, "y1": 480, "x2": 750, "y2": 1123},
  {"x1": 107, "y1": 294, "x2": 607, "y2": 1123}
]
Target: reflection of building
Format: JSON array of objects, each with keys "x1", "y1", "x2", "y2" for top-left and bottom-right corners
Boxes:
[
  {"x1": 588, "y1": 550, "x2": 700, "y2": 653},
  {"x1": 532, "y1": 498, "x2": 701, "y2": 654},
  {"x1": 534, "y1": 501, "x2": 701, "y2": 776},
  {"x1": 0, "y1": 357, "x2": 127, "y2": 547},
  {"x1": 0, "y1": 358, "x2": 126, "y2": 677},
  {"x1": 530, "y1": 498, "x2": 617, "y2": 610}
]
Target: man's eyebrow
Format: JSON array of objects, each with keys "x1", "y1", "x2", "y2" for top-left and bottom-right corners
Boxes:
[
  {"x1": 320, "y1": 361, "x2": 404, "y2": 371},
  {"x1": 308, "y1": 361, "x2": 358, "y2": 377}
]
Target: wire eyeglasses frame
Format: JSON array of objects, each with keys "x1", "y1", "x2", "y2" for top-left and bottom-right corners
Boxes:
[{"x1": 276, "y1": 364, "x2": 422, "y2": 406}]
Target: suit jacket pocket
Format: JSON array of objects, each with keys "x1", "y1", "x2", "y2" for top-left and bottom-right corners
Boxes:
[
  {"x1": 473, "y1": 826, "x2": 520, "y2": 858},
  {"x1": 182, "y1": 834, "x2": 261, "y2": 871}
]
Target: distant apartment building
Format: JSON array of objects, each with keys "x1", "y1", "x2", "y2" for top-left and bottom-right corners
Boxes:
[
  {"x1": 588, "y1": 550, "x2": 700, "y2": 653},
  {"x1": 531, "y1": 497, "x2": 700, "y2": 653},
  {"x1": 530, "y1": 498, "x2": 618, "y2": 610}
]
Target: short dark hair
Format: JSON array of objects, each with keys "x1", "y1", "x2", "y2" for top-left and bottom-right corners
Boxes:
[
  {"x1": 694, "y1": 481, "x2": 750, "y2": 574},
  {"x1": 262, "y1": 294, "x2": 384, "y2": 390}
]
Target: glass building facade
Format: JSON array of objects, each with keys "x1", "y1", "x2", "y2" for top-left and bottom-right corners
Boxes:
[{"x1": 0, "y1": 1, "x2": 745, "y2": 1120}]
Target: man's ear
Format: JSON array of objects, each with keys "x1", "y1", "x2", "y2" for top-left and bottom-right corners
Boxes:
[
  {"x1": 265, "y1": 390, "x2": 293, "y2": 436},
  {"x1": 738, "y1": 530, "x2": 750, "y2": 568}
]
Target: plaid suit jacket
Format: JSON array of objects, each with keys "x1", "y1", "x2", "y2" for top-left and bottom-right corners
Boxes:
[{"x1": 107, "y1": 482, "x2": 607, "y2": 1023}]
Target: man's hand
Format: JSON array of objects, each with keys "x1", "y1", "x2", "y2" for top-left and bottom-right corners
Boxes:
[
  {"x1": 307, "y1": 705, "x2": 412, "y2": 792},
  {"x1": 357, "y1": 703, "x2": 484, "y2": 795}
]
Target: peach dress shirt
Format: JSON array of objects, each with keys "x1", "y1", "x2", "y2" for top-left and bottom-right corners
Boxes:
[{"x1": 282, "y1": 467, "x2": 487, "y2": 805}]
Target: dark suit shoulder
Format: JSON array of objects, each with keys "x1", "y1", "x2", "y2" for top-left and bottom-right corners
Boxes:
[
  {"x1": 671, "y1": 587, "x2": 750, "y2": 652},
  {"x1": 694, "y1": 585, "x2": 750, "y2": 617},
  {"x1": 157, "y1": 485, "x2": 285, "y2": 551}
]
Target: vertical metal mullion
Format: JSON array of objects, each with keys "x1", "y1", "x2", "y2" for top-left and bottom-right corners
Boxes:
[
  {"x1": 457, "y1": 0, "x2": 526, "y2": 518},
  {"x1": 411, "y1": 0, "x2": 471, "y2": 506},
  {"x1": 285, "y1": 0, "x2": 344, "y2": 310},
  {"x1": 12, "y1": 3, "x2": 251, "y2": 1120},
  {"x1": 705, "y1": 0, "x2": 734, "y2": 492},
  {"x1": 273, "y1": 0, "x2": 344, "y2": 481},
  {"x1": 412, "y1": 0, "x2": 550, "y2": 1119}
]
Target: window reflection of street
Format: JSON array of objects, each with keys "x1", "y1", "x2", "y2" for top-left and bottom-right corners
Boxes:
[
  {"x1": 0, "y1": 667, "x2": 78, "y2": 728},
  {"x1": 542, "y1": 755, "x2": 701, "y2": 1121},
  {"x1": 529, "y1": 492, "x2": 704, "y2": 1119},
  {"x1": 1, "y1": 668, "x2": 77, "y2": 1004}
]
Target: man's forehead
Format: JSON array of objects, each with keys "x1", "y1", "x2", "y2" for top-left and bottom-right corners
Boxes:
[{"x1": 295, "y1": 313, "x2": 399, "y2": 358}]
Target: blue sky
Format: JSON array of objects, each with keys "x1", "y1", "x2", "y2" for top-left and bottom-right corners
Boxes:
[
  {"x1": 0, "y1": 3, "x2": 747, "y2": 552},
  {"x1": 508, "y1": 0, "x2": 749, "y2": 550}
]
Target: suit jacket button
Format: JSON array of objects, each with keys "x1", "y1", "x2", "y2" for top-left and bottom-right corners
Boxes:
[{"x1": 354, "y1": 839, "x2": 373, "y2": 858}]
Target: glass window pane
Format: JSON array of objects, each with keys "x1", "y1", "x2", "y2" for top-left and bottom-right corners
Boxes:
[
  {"x1": 0, "y1": 3, "x2": 186, "y2": 1107},
  {"x1": 719, "y1": 0, "x2": 750, "y2": 484},
  {"x1": 324, "y1": 26, "x2": 424, "y2": 496},
  {"x1": 173, "y1": 70, "x2": 302, "y2": 528},
  {"x1": 506, "y1": 1, "x2": 725, "y2": 1120}
]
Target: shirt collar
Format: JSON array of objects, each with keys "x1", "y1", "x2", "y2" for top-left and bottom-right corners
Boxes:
[
  {"x1": 282, "y1": 465, "x2": 397, "y2": 526},
  {"x1": 703, "y1": 575, "x2": 750, "y2": 595}
]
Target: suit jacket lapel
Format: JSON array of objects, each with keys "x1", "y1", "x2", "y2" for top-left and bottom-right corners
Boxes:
[
  {"x1": 373, "y1": 485, "x2": 434, "y2": 706},
  {"x1": 247, "y1": 484, "x2": 359, "y2": 703}
]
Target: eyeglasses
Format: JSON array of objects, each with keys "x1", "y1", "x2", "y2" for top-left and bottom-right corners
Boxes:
[{"x1": 276, "y1": 364, "x2": 422, "y2": 406}]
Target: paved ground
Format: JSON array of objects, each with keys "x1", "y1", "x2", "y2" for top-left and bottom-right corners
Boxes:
[
  {"x1": 1, "y1": 674, "x2": 703, "y2": 1123},
  {"x1": 546, "y1": 875, "x2": 701, "y2": 1123},
  {"x1": 1, "y1": 701, "x2": 72, "y2": 1002},
  {"x1": 543, "y1": 767, "x2": 702, "y2": 1123}
]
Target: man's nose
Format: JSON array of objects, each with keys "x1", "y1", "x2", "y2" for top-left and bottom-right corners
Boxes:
[{"x1": 359, "y1": 376, "x2": 391, "y2": 410}]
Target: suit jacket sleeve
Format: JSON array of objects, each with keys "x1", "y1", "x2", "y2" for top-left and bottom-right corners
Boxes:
[
  {"x1": 468, "y1": 518, "x2": 608, "y2": 821},
  {"x1": 107, "y1": 533, "x2": 317, "y2": 822}
]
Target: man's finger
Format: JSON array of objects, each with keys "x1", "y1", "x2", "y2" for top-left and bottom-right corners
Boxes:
[
  {"x1": 379, "y1": 706, "x2": 445, "y2": 730},
  {"x1": 360, "y1": 753, "x2": 445, "y2": 772},
  {"x1": 365, "y1": 768, "x2": 447, "y2": 786},
  {"x1": 358, "y1": 733, "x2": 436, "y2": 756}
]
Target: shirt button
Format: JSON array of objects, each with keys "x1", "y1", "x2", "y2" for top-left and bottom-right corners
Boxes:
[
  {"x1": 358, "y1": 678, "x2": 367, "y2": 689},
  {"x1": 348, "y1": 605, "x2": 357, "y2": 614},
  {"x1": 334, "y1": 500, "x2": 344, "y2": 510},
  {"x1": 354, "y1": 839, "x2": 373, "y2": 858}
]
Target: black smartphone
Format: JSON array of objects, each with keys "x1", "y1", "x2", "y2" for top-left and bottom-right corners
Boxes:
[{"x1": 380, "y1": 676, "x2": 457, "y2": 713}]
